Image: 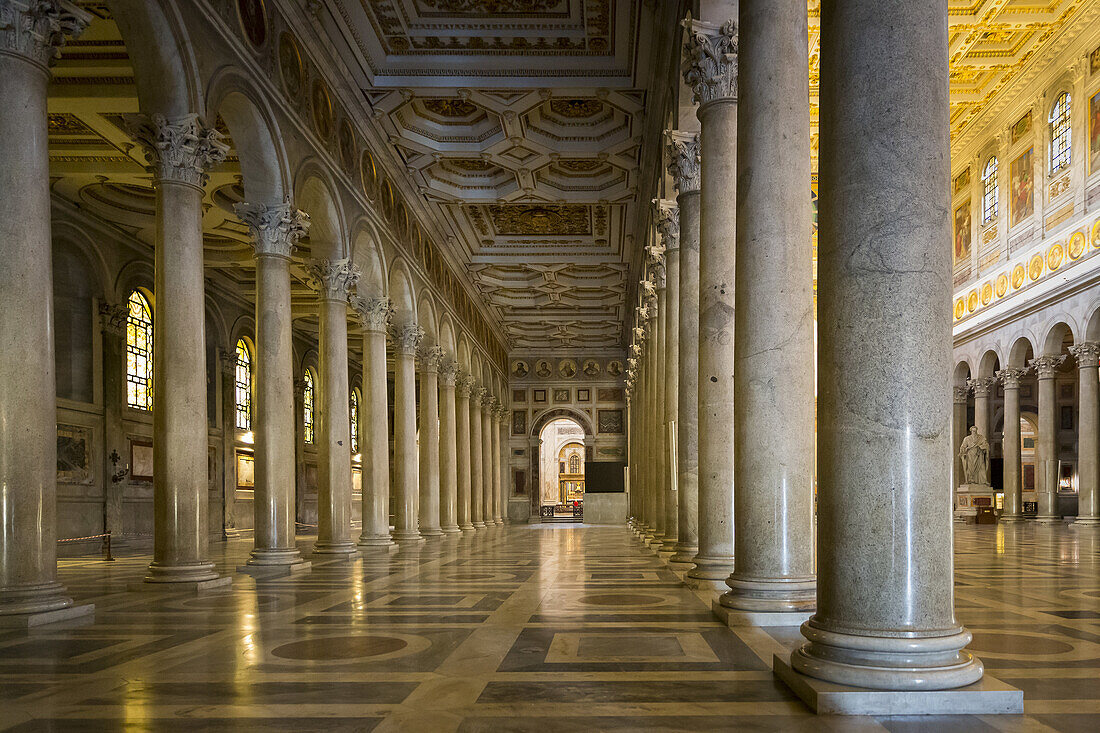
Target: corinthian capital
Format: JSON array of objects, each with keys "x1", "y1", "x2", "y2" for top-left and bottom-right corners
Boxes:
[
  {"x1": 1030, "y1": 354, "x2": 1066, "y2": 379},
  {"x1": 420, "y1": 345, "x2": 446, "y2": 372},
  {"x1": 439, "y1": 358, "x2": 459, "y2": 385},
  {"x1": 682, "y1": 16, "x2": 738, "y2": 107},
  {"x1": 97, "y1": 301, "x2": 128, "y2": 338},
  {"x1": 305, "y1": 258, "x2": 360, "y2": 302},
  {"x1": 665, "y1": 130, "x2": 701, "y2": 194},
  {"x1": 967, "y1": 376, "x2": 998, "y2": 399},
  {"x1": 131, "y1": 113, "x2": 228, "y2": 187},
  {"x1": 0, "y1": 0, "x2": 90, "y2": 69},
  {"x1": 655, "y1": 201, "x2": 680, "y2": 251},
  {"x1": 471, "y1": 386, "x2": 487, "y2": 404},
  {"x1": 349, "y1": 295, "x2": 393, "y2": 333},
  {"x1": 457, "y1": 372, "x2": 475, "y2": 396},
  {"x1": 1069, "y1": 342, "x2": 1100, "y2": 368},
  {"x1": 392, "y1": 323, "x2": 424, "y2": 356},
  {"x1": 235, "y1": 199, "x2": 310, "y2": 259},
  {"x1": 996, "y1": 367, "x2": 1030, "y2": 389}
]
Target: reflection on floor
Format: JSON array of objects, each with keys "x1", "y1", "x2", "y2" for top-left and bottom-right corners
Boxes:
[{"x1": 0, "y1": 522, "x2": 1097, "y2": 731}]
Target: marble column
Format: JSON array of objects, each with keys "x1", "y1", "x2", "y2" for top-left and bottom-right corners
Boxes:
[
  {"x1": 456, "y1": 375, "x2": 475, "y2": 531},
  {"x1": 952, "y1": 385, "x2": 969, "y2": 492},
  {"x1": 1070, "y1": 343, "x2": 1099, "y2": 524},
  {"x1": 666, "y1": 132, "x2": 701, "y2": 564},
  {"x1": 721, "y1": 0, "x2": 816, "y2": 616},
  {"x1": 653, "y1": 254, "x2": 670, "y2": 549},
  {"x1": 641, "y1": 291, "x2": 659, "y2": 542},
  {"x1": 498, "y1": 406, "x2": 509, "y2": 524},
  {"x1": 391, "y1": 324, "x2": 424, "y2": 543},
  {"x1": 470, "y1": 386, "x2": 486, "y2": 528},
  {"x1": 235, "y1": 201, "x2": 309, "y2": 566},
  {"x1": 99, "y1": 303, "x2": 129, "y2": 541},
  {"x1": 481, "y1": 394, "x2": 496, "y2": 527},
  {"x1": 133, "y1": 113, "x2": 228, "y2": 584},
  {"x1": 351, "y1": 296, "x2": 395, "y2": 547},
  {"x1": 1033, "y1": 354, "x2": 1064, "y2": 523},
  {"x1": 491, "y1": 405, "x2": 505, "y2": 524},
  {"x1": 683, "y1": 17, "x2": 737, "y2": 589},
  {"x1": 417, "y1": 346, "x2": 445, "y2": 538},
  {"x1": 789, "y1": 0, "x2": 984, "y2": 690},
  {"x1": 0, "y1": 0, "x2": 90, "y2": 618},
  {"x1": 438, "y1": 360, "x2": 461, "y2": 534},
  {"x1": 307, "y1": 258, "x2": 359, "y2": 555},
  {"x1": 997, "y1": 368, "x2": 1028, "y2": 522},
  {"x1": 656, "y1": 205, "x2": 680, "y2": 551},
  {"x1": 969, "y1": 377, "x2": 996, "y2": 441}
]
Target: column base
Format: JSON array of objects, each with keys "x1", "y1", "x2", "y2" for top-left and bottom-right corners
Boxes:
[
  {"x1": 472, "y1": 521, "x2": 487, "y2": 529},
  {"x1": 441, "y1": 525, "x2": 462, "y2": 534},
  {"x1": 357, "y1": 534, "x2": 396, "y2": 548},
  {"x1": 312, "y1": 540, "x2": 359, "y2": 556},
  {"x1": 393, "y1": 531, "x2": 426, "y2": 544},
  {"x1": 719, "y1": 575, "x2": 817, "y2": 614},
  {"x1": 0, "y1": 581, "x2": 76, "y2": 617},
  {"x1": 494, "y1": 518, "x2": 505, "y2": 525},
  {"x1": 659, "y1": 537, "x2": 679, "y2": 552},
  {"x1": 685, "y1": 554, "x2": 735, "y2": 591},
  {"x1": 237, "y1": 561, "x2": 312, "y2": 577},
  {"x1": 712, "y1": 598, "x2": 811, "y2": 627},
  {"x1": 1073, "y1": 517, "x2": 1100, "y2": 526},
  {"x1": 1034, "y1": 515, "x2": 1060, "y2": 523},
  {"x1": 998, "y1": 514, "x2": 1026, "y2": 523},
  {"x1": 646, "y1": 533, "x2": 665, "y2": 549},
  {"x1": 246, "y1": 547, "x2": 306, "y2": 566},
  {"x1": 145, "y1": 561, "x2": 220, "y2": 584},
  {"x1": 137, "y1": 575, "x2": 232, "y2": 592},
  {"x1": 669, "y1": 546, "x2": 699, "y2": 564},
  {"x1": 0, "y1": 601, "x2": 94, "y2": 627},
  {"x1": 419, "y1": 527, "x2": 446, "y2": 539},
  {"x1": 458, "y1": 523, "x2": 476, "y2": 532},
  {"x1": 774, "y1": 654, "x2": 1020, "y2": 715}
]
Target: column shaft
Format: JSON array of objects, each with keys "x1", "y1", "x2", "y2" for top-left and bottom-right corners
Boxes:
[
  {"x1": 997, "y1": 369, "x2": 1026, "y2": 522},
  {"x1": 418, "y1": 347, "x2": 444, "y2": 538},
  {"x1": 392, "y1": 325, "x2": 424, "y2": 543},
  {"x1": 1070, "y1": 344, "x2": 1099, "y2": 524},
  {"x1": 1034, "y1": 356, "x2": 1063, "y2": 522},
  {"x1": 470, "y1": 389, "x2": 485, "y2": 527},
  {"x1": 652, "y1": 279, "x2": 669, "y2": 547},
  {"x1": 439, "y1": 362, "x2": 460, "y2": 533},
  {"x1": 355, "y1": 299, "x2": 394, "y2": 547},
  {"x1": 493, "y1": 409, "x2": 505, "y2": 524},
  {"x1": 456, "y1": 376, "x2": 474, "y2": 530},
  {"x1": 481, "y1": 397, "x2": 495, "y2": 527}
]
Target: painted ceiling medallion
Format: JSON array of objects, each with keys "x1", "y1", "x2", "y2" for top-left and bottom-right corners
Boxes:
[
  {"x1": 422, "y1": 98, "x2": 479, "y2": 118},
  {"x1": 487, "y1": 204, "x2": 591, "y2": 236},
  {"x1": 549, "y1": 99, "x2": 604, "y2": 118},
  {"x1": 556, "y1": 159, "x2": 604, "y2": 172}
]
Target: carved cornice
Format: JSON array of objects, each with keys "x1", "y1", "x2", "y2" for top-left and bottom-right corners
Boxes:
[
  {"x1": 665, "y1": 130, "x2": 700, "y2": 194},
  {"x1": 1069, "y1": 342, "x2": 1100, "y2": 368},
  {"x1": 439, "y1": 359, "x2": 459, "y2": 386},
  {"x1": 392, "y1": 323, "x2": 425, "y2": 356},
  {"x1": 0, "y1": 0, "x2": 90, "y2": 71},
  {"x1": 235, "y1": 200, "x2": 310, "y2": 259},
  {"x1": 420, "y1": 345, "x2": 446, "y2": 372},
  {"x1": 996, "y1": 367, "x2": 1030, "y2": 389},
  {"x1": 967, "y1": 376, "x2": 998, "y2": 399},
  {"x1": 1030, "y1": 354, "x2": 1066, "y2": 379},
  {"x1": 130, "y1": 113, "x2": 228, "y2": 188},
  {"x1": 97, "y1": 301, "x2": 127, "y2": 338},
  {"x1": 682, "y1": 17, "x2": 738, "y2": 108},
  {"x1": 349, "y1": 295, "x2": 394, "y2": 333},
  {"x1": 306, "y1": 258, "x2": 360, "y2": 302}
]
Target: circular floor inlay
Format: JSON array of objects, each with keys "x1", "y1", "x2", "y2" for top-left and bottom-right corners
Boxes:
[
  {"x1": 578, "y1": 593, "x2": 665, "y2": 607},
  {"x1": 271, "y1": 635, "x2": 408, "y2": 660},
  {"x1": 967, "y1": 632, "x2": 1075, "y2": 655}
]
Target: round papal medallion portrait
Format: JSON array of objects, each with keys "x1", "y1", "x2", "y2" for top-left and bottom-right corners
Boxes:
[
  {"x1": 1011, "y1": 264, "x2": 1026, "y2": 290},
  {"x1": 967, "y1": 290, "x2": 979, "y2": 313},
  {"x1": 980, "y1": 282, "x2": 992, "y2": 306},
  {"x1": 1068, "y1": 231, "x2": 1086, "y2": 260},
  {"x1": 954, "y1": 298, "x2": 966, "y2": 320},
  {"x1": 1028, "y1": 253, "x2": 1044, "y2": 281},
  {"x1": 237, "y1": 0, "x2": 267, "y2": 48},
  {"x1": 278, "y1": 33, "x2": 304, "y2": 99},
  {"x1": 1047, "y1": 242, "x2": 1064, "y2": 271},
  {"x1": 995, "y1": 273, "x2": 1008, "y2": 298}
]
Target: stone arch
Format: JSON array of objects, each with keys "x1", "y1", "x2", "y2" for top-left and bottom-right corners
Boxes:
[
  {"x1": 114, "y1": 260, "x2": 156, "y2": 306},
  {"x1": 294, "y1": 163, "x2": 346, "y2": 261},
  {"x1": 1041, "y1": 319, "x2": 1076, "y2": 356},
  {"x1": 530, "y1": 406, "x2": 595, "y2": 439},
  {"x1": 1008, "y1": 336, "x2": 1035, "y2": 368},
  {"x1": 227, "y1": 314, "x2": 256, "y2": 354},
  {"x1": 953, "y1": 359, "x2": 972, "y2": 386},
  {"x1": 417, "y1": 290, "x2": 439, "y2": 345},
  {"x1": 108, "y1": 0, "x2": 202, "y2": 116},
  {"x1": 438, "y1": 312, "x2": 457, "y2": 359},
  {"x1": 51, "y1": 223, "x2": 111, "y2": 300},
  {"x1": 350, "y1": 219, "x2": 387, "y2": 297},
  {"x1": 387, "y1": 258, "x2": 417, "y2": 326},
  {"x1": 977, "y1": 349, "x2": 1001, "y2": 378},
  {"x1": 1086, "y1": 303, "x2": 1100, "y2": 343}
]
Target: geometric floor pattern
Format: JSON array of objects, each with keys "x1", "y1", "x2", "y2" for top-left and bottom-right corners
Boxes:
[{"x1": 1, "y1": 522, "x2": 1097, "y2": 731}]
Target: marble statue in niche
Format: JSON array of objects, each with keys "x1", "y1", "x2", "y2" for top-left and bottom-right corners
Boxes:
[{"x1": 959, "y1": 426, "x2": 991, "y2": 486}]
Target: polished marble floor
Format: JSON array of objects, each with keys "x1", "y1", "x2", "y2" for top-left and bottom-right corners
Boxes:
[{"x1": 1, "y1": 522, "x2": 1098, "y2": 731}]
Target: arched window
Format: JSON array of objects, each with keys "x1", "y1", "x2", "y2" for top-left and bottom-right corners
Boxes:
[
  {"x1": 981, "y1": 156, "x2": 998, "y2": 224},
  {"x1": 303, "y1": 369, "x2": 315, "y2": 444},
  {"x1": 1049, "y1": 92, "x2": 1071, "y2": 173},
  {"x1": 350, "y1": 388, "x2": 360, "y2": 453},
  {"x1": 234, "y1": 339, "x2": 252, "y2": 430},
  {"x1": 125, "y1": 290, "x2": 153, "y2": 410},
  {"x1": 569, "y1": 453, "x2": 581, "y2": 474}
]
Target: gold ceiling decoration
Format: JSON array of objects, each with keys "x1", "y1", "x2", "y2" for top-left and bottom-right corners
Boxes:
[
  {"x1": 421, "y1": 98, "x2": 481, "y2": 118},
  {"x1": 485, "y1": 204, "x2": 592, "y2": 236},
  {"x1": 548, "y1": 99, "x2": 605, "y2": 118}
]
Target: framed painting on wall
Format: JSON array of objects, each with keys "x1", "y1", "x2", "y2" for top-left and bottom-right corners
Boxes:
[
  {"x1": 533, "y1": 389, "x2": 546, "y2": 403},
  {"x1": 553, "y1": 388, "x2": 570, "y2": 403},
  {"x1": 130, "y1": 438, "x2": 153, "y2": 481},
  {"x1": 953, "y1": 200, "x2": 971, "y2": 264},
  {"x1": 512, "y1": 410, "x2": 527, "y2": 435},
  {"x1": 597, "y1": 409, "x2": 624, "y2": 434},
  {"x1": 577, "y1": 388, "x2": 590, "y2": 402},
  {"x1": 1010, "y1": 148, "x2": 1034, "y2": 228},
  {"x1": 236, "y1": 450, "x2": 255, "y2": 489}
]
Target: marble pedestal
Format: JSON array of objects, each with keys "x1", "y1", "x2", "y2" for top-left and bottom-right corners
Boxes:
[
  {"x1": 774, "y1": 655, "x2": 1023, "y2": 715},
  {"x1": 132, "y1": 576, "x2": 233, "y2": 593},
  {"x1": 954, "y1": 483, "x2": 993, "y2": 522},
  {"x1": 711, "y1": 599, "x2": 811, "y2": 628},
  {"x1": 0, "y1": 602, "x2": 94, "y2": 628}
]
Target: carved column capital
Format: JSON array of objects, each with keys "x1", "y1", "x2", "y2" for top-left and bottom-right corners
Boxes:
[
  {"x1": 392, "y1": 323, "x2": 424, "y2": 356},
  {"x1": 681, "y1": 16, "x2": 738, "y2": 108},
  {"x1": 471, "y1": 386, "x2": 487, "y2": 404},
  {"x1": 349, "y1": 295, "x2": 393, "y2": 333},
  {"x1": 0, "y1": 0, "x2": 90, "y2": 70},
  {"x1": 98, "y1": 301, "x2": 128, "y2": 338},
  {"x1": 305, "y1": 258, "x2": 360, "y2": 302},
  {"x1": 996, "y1": 367, "x2": 1030, "y2": 389},
  {"x1": 666, "y1": 130, "x2": 701, "y2": 194},
  {"x1": 218, "y1": 347, "x2": 236, "y2": 378},
  {"x1": 130, "y1": 113, "x2": 228, "y2": 188},
  {"x1": 967, "y1": 376, "x2": 998, "y2": 399},
  {"x1": 457, "y1": 373, "x2": 475, "y2": 397},
  {"x1": 953, "y1": 385, "x2": 971, "y2": 404},
  {"x1": 482, "y1": 392, "x2": 497, "y2": 409},
  {"x1": 655, "y1": 201, "x2": 680, "y2": 252},
  {"x1": 235, "y1": 199, "x2": 310, "y2": 259},
  {"x1": 419, "y1": 345, "x2": 446, "y2": 372},
  {"x1": 1030, "y1": 354, "x2": 1066, "y2": 379},
  {"x1": 439, "y1": 358, "x2": 459, "y2": 386},
  {"x1": 1069, "y1": 342, "x2": 1100, "y2": 368}
]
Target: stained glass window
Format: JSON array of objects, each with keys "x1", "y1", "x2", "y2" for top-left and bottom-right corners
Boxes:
[
  {"x1": 981, "y1": 156, "x2": 998, "y2": 224},
  {"x1": 1050, "y1": 92, "x2": 1071, "y2": 174},
  {"x1": 303, "y1": 369, "x2": 315, "y2": 444},
  {"x1": 234, "y1": 339, "x2": 252, "y2": 430},
  {"x1": 125, "y1": 290, "x2": 153, "y2": 410},
  {"x1": 569, "y1": 454, "x2": 581, "y2": 474},
  {"x1": 350, "y1": 388, "x2": 360, "y2": 453}
]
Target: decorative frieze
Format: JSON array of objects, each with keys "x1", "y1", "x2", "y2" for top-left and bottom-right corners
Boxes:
[
  {"x1": 305, "y1": 258, "x2": 360, "y2": 302},
  {"x1": 130, "y1": 113, "x2": 229, "y2": 188},
  {"x1": 235, "y1": 200, "x2": 311, "y2": 259},
  {"x1": 681, "y1": 17, "x2": 738, "y2": 107}
]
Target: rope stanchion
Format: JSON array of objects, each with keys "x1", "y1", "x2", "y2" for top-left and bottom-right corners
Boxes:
[{"x1": 56, "y1": 531, "x2": 116, "y2": 561}]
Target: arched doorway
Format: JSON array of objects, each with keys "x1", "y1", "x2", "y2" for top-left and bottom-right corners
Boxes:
[{"x1": 538, "y1": 417, "x2": 585, "y2": 521}]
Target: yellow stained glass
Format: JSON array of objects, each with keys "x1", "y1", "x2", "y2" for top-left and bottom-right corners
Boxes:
[
  {"x1": 235, "y1": 339, "x2": 252, "y2": 430},
  {"x1": 126, "y1": 290, "x2": 153, "y2": 410},
  {"x1": 303, "y1": 369, "x2": 315, "y2": 444}
]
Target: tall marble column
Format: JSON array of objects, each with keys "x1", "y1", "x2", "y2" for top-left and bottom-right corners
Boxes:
[
  {"x1": 652, "y1": 252, "x2": 669, "y2": 549},
  {"x1": 456, "y1": 374, "x2": 475, "y2": 531},
  {"x1": 498, "y1": 406, "x2": 509, "y2": 524},
  {"x1": 392, "y1": 324, "x2": 424, "y2": 543},
  {"x1": 418, "y1": 346, "x2": 445, "y2": 538},
  {"x1": 641, "y1": 289, "x2": 660, "y2": 542},
  {"x1": 658, "y1": 207, "x2": 681, "y2": 552},
  {"x1": 235, "y1": 201, "x2": 309, "y2": 566},
  {"x1": 99, "y1": 303, "x2": 129, "y2": 542},
  {"x1": 0, "y1": 0, "x2": 91, "y2": 618},
  {"x1": 482, "y1": 394, "x2": 496, "y2": 528},
  {"x1": 491, "y1": 405, "x2": 504, "y2": 525},
  {"x1": 352, "y1": 296, "x2": 395, "y2": 547},
  {"x1": 969, "y1": 377, "x2": 996, "y2": 441},
  {"x1": 307, "y1": 258, "x2": 359, "y2": 555},
  {"x1": 1033, "y1": 354, "x2": 1064, "y2": 523},
  {"x1": 721, "y1": 0, "x2": 816, "y2": 616},
  {"x1": 438, "y1": 360, "x2": 461, "y2": 534},
  {"x1": 788, "y1": 0, "x2": 984, "y2": 690},
  {"x1": 133, "y1": 113, "x2": 228, "y2": 584},
  {"x1": 952, "y1": 385, "x2": 969, "y2": 493},
  {"x1": 997, "y1": 368, "x2": 1029, "y2": 522},
  {"x1": 667, "y1": 132, "x2": 701, "y2": 564},
  {"x1": 470, "y1": 386, "x2": 486, "y2": 528},
  {"x1": 683, "y1": 17, "x2": 737, "y2": 589},
  {"x1": 1070, "y1": 343, "x2": 1099, "y2": 524}
]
